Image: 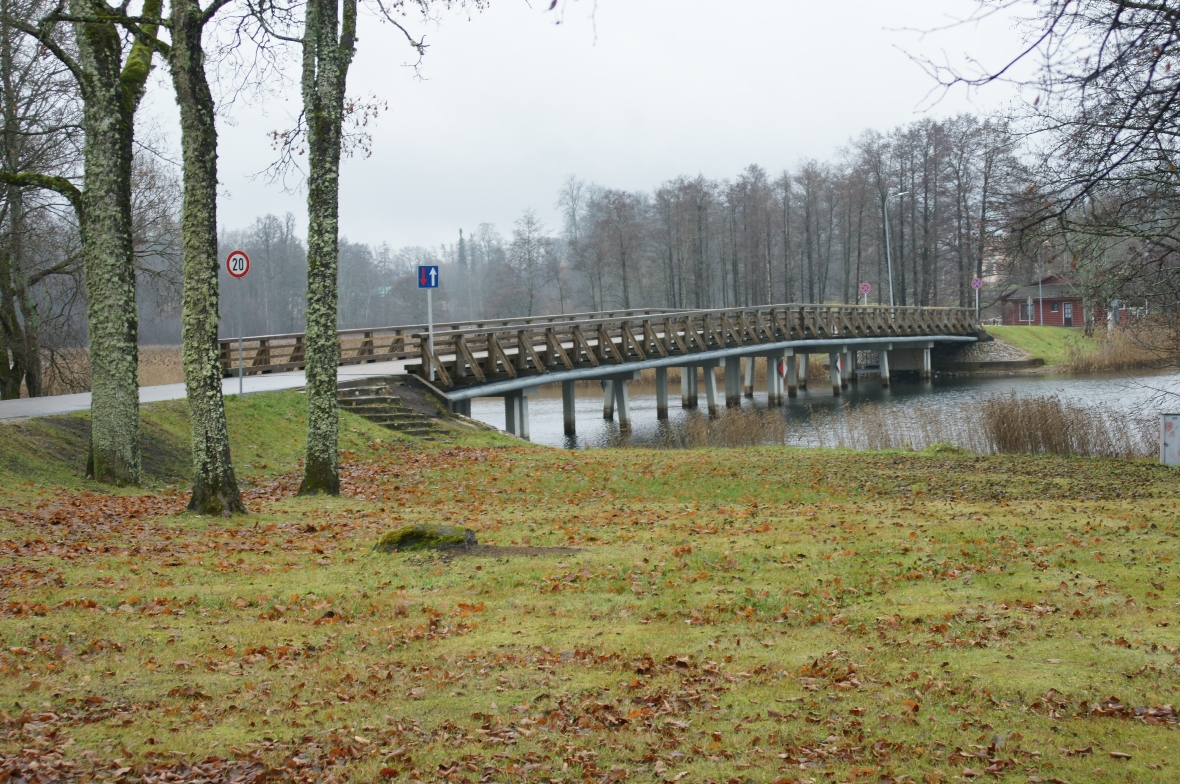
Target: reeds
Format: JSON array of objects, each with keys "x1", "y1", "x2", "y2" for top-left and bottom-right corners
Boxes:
[
  {"x1": 38, "y1": 346, "x2": 184, "y2": 397},
  {"x1": 1062, "y1": 327, "x2": 1169, "y2": 373},
  {"x1": 653, "y1": 393, "x2": 1157, "y2": 458}
]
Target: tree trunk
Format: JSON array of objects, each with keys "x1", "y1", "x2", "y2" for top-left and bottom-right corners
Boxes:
[
  {"x1": 74, "y1": 0, "x2": 159, "y2": 485},
  {"x1": 170, "y1": 0, "x2": 244, "y2": 515},
  {"x1": 298, "y1": 0, "x2": 356, "y2": 496}
]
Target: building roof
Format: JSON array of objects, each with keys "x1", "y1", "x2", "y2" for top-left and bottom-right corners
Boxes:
[{"x1": 1001, "y1": 276, "x2": 1080, "y2": 301}]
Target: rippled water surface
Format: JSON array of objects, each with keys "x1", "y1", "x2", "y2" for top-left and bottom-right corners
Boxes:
[{"x1": 468, "y1": 368, "x2": 1180, "y2": 449}]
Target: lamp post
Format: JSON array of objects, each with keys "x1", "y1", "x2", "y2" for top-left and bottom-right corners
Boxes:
[{"x1": 882, "y1": 191, "x2": 908, "y2": 308}]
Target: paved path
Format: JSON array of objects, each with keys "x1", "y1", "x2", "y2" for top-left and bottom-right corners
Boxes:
[{"x1": 0, "y1": 360, "x2": 410, "y2": 421}]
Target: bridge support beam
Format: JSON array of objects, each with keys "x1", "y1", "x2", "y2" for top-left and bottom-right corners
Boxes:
[
  {"x1": 562, "y1": 380, "x2": 576, "y2": 436},
  {"x1": 602, "y1": 380, "x2": 614, "y2": 420},
  {"x1": 724, "y1": 357, "x2": 741, "y2": 408},
  {"x1": 744, "y1": 356, "x2": 755, "y2": 398},
  {"x1": 920, "y1": 344, "x2": 933, "y2": 381},
  {"x1": 502, "y1": 386, "x2": 540, "y2": 440},
  {"x1": 703, "y1": 365, "x2": 720, "y2": 418},
  {"x1": 615, "y1": 378, "x2": 632, "y2": 432},
  {"x1": 655, "y1": 367, "x2": 669, "y2": 420},
  {"x1": 843, "y1": 350, "x2": 854, "y2": 388},
  {"x1": 766, "y1": 356, "x2": 781, "y2": 406},
  {"x1": 681, "y1": 367, "x2": 698, "y2": 409},
  {"x1": 799, "y1": 353, "x2": 809, "y2": 390},
  {"x1": 786, "y1": 355, "x2": 798, "y2": 397},
  {"x1": 880, "y1": 346, "x2": 891, "y2": 388},
  {"x1": 829, "y1": 351, "x2": 842, "y2": 396}
]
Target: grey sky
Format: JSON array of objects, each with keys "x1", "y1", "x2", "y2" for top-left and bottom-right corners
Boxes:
[{"x1": 146, "y1": 0, "x2": 1021, "y2": 250}]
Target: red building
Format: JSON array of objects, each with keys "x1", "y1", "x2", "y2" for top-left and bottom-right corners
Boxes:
[{"x1": 999, "y1": 276, "x2": 1085, "y2": 327}]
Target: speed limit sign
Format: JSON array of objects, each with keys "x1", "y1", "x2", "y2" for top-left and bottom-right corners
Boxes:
[{"x1": 226, "y1": 250, "x2": 250, "y2": 279}]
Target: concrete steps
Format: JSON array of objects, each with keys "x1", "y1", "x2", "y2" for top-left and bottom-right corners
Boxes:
[{"x1": 336, "y1": 381, "x2": 445, "y2": 439}]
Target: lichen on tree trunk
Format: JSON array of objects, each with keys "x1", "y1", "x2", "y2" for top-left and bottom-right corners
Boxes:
[
  {"x1": 297, "y1": 0, "x2": 355, "y2": 497},
  {"x1": 169, "y1": 0, "x2": 244, "y2": 514},
  {"x1": 73, "y1": 0, "x2": 160, "y2": 485}
]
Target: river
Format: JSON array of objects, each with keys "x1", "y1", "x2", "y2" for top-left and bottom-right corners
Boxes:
[{"x1": 468, "y1": 369, "x2": 1180, "y2": 449}]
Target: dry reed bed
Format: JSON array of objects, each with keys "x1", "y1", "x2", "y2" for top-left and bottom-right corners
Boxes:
[
  {"x1": 1063, "y1": 326, "x2": 1174, "y2": 373},
  {"x1": 40, "y1": 346, "x2": 183, "y2": 397},
  {"x1": 656, "y1": 393, "x2": 1158, "y2": 458}
]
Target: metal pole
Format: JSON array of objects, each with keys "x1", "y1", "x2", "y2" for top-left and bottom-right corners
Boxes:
[
  {"x1": 238, "y1": 278, "x2": 243, "y2": 397},
  {"x1": 975, "y1": 286, "x2": 979, "y2": 320},
  {"x1": 883, "y1": 197, "x2": 896, "y2": 308},
  {"x1": 427, "y1": 287, "x2": 435, "y2": 382}
]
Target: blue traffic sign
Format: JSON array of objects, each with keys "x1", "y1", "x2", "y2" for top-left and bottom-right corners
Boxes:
[{"x1": 418, "y1": 265, "x2": 439, "y2": 289}]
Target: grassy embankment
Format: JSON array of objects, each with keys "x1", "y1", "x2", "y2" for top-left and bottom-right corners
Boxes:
[
  {"x1": 984, "y1": 326, "x2": 1092, "y2": 367},
  {"x1": 1, "y1": 393, "x2": 1179, "y2": 783}
]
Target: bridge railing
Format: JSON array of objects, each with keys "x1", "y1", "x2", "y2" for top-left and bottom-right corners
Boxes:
[
  {"x1": 217, "y1": 307, "x2": 682, "y2": 376},
  {"x1": 404, "y1": 304, "x2": 981, "y2": 389}
]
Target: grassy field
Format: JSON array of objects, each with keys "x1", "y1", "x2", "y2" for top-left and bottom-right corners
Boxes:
[
  {"x1": 985, "y1": 326, "x2": 1094, "y2": 367},
  {"x1": 1, "y1": 394, "x2": 1178, "y2": 783}
]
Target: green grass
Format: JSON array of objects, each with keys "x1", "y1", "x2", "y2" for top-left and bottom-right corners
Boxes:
[
  {"x1": 1, "y1": 393, "x2": 1178, "y2": 782},
  {"x1": 987, "y1": 325, "x2": 1094, "y2": 366}
]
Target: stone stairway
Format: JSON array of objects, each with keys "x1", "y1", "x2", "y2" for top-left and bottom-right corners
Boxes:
[{"x1": 337, "y1": 380, "x2": 445, "y2": 439}]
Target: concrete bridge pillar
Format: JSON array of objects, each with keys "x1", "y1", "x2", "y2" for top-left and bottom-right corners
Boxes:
[
  {"x1": 842, "y1": 349, "x2": 854, "y2": 389},
  {"x1": 724, "y1": 357, "x2": 742, "y2": 408},
  {"x1": 766, "y1": 356, "x2": 782, "y2": 406},
  {"x1": 615, "y1": 378, "x2": 632, "y2": 432},
  {"x1": 681, "y1": 367, "x2": 698, "y2": 409},
  {"x1": 921, "y1": 345, "x2": 933, "y2": 381},
  {"x1": 786, "y1": 355, "x2": 798, "y2": 398},
  {"x1": 451, "y1": 399, "x2": 472, "y2": 417},
  {"x1": 602, "y1": 380, "x2": 615, "y2": 420},
  {"x1": 562, "y1": 380, "x2": 576, "y2": 436},
  {"x1": 503, "y1": 386, "x2": 540, "y2": 440},
  {"x1": 744, "y1": 356, "x2": 755, "y2": 398},
  {"x1": 829, "y1": 351, "x2": 842, "y2": 396},
  {"x1": 879, "y1": 347, "x2": 891, "y2": 388},
  {"x1": 799, "y1": 353, "x2": 809, "y2": 390},
  {"x1": 655, "y1": 367, "x2": 669, "y2": 420},
  {"x1": 703, "y1": 365, "x2": 720, "y2": 418}
]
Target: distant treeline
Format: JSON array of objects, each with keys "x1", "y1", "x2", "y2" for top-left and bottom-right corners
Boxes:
[{"x1": 190, "y1": 112, "x2": 1039, "y2": 340}]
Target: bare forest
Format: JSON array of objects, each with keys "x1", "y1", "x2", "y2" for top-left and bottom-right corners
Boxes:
[{"x1": 196, "y1": 114, "x2": 1033, "y2": 341}]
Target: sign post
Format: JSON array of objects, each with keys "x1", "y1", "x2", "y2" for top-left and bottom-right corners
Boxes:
[
  {"x1": 225, "y1": 250, "x2": 251, "y2": 396},
  {"x1": 859, "y1": 281, "x2": 871, "y2": 306},
  {"x1": 418, "y1": 265, "x2": 439, "y2": 381},
  {"x1": 972, "y1": 277, "x2": 983, "y2": 320}
]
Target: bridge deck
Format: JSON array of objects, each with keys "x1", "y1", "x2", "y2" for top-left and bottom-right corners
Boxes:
[{"x1": 218, "y1": 304, "x2": 981, "y2": 439}]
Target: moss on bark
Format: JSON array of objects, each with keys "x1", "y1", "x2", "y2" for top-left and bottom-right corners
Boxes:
[
  {"x1": 169, "y1": 0, "x2": 244, "y2": 515},
  {"x1": 72, "y1": 0, "x2": 161, "y2": 486},
  {"x1": 296, "y1": 0, "x2": 355, "y2": 497}
]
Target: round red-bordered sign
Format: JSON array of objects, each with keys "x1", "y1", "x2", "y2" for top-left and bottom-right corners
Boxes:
[
  {"x1": 971, "y1": 277, "x2": 983, "y2": 290},
  {"x1": 226, "y1": 250, "x2": 250, "y2": 279},
  {"x1": 859, "y1": 282, "x2": 871, "y2": 294}
]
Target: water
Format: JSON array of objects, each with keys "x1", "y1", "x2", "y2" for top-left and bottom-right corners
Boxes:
[{"x1": 469, "y1": 369, "x2": 1180, "y2": 449}]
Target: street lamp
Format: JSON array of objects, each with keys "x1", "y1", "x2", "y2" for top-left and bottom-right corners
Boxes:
[{"x1": 882, "y1": 191, "x2": 908, "y2": 307}]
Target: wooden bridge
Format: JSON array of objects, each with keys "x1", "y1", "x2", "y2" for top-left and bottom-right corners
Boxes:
[{"x1": 221, "y1": 304, "x2": 983, "y2": 440}]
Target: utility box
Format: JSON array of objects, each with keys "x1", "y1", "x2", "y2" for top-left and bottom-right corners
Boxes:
[{"x1": 1163, "y1": 414, "x2": 1180, "y2": 466}]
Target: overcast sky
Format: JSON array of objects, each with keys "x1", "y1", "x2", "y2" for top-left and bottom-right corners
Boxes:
[{"x1": 142, "y1": 0, "x2": 1023, "y2": 251}]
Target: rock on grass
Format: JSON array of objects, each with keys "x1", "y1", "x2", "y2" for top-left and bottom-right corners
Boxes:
[{"x1": 373, "y1": 524, "x2": 477, "y2": 553}]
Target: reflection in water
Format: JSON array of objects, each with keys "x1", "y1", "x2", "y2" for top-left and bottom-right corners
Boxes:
[{"x1": 469, "y1": 370, "x2": 1180, "y2": 449}]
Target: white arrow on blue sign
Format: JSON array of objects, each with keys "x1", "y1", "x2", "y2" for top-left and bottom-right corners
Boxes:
[{"x1": 418, "y1": 265, "x2": 439, "y2": 288}]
